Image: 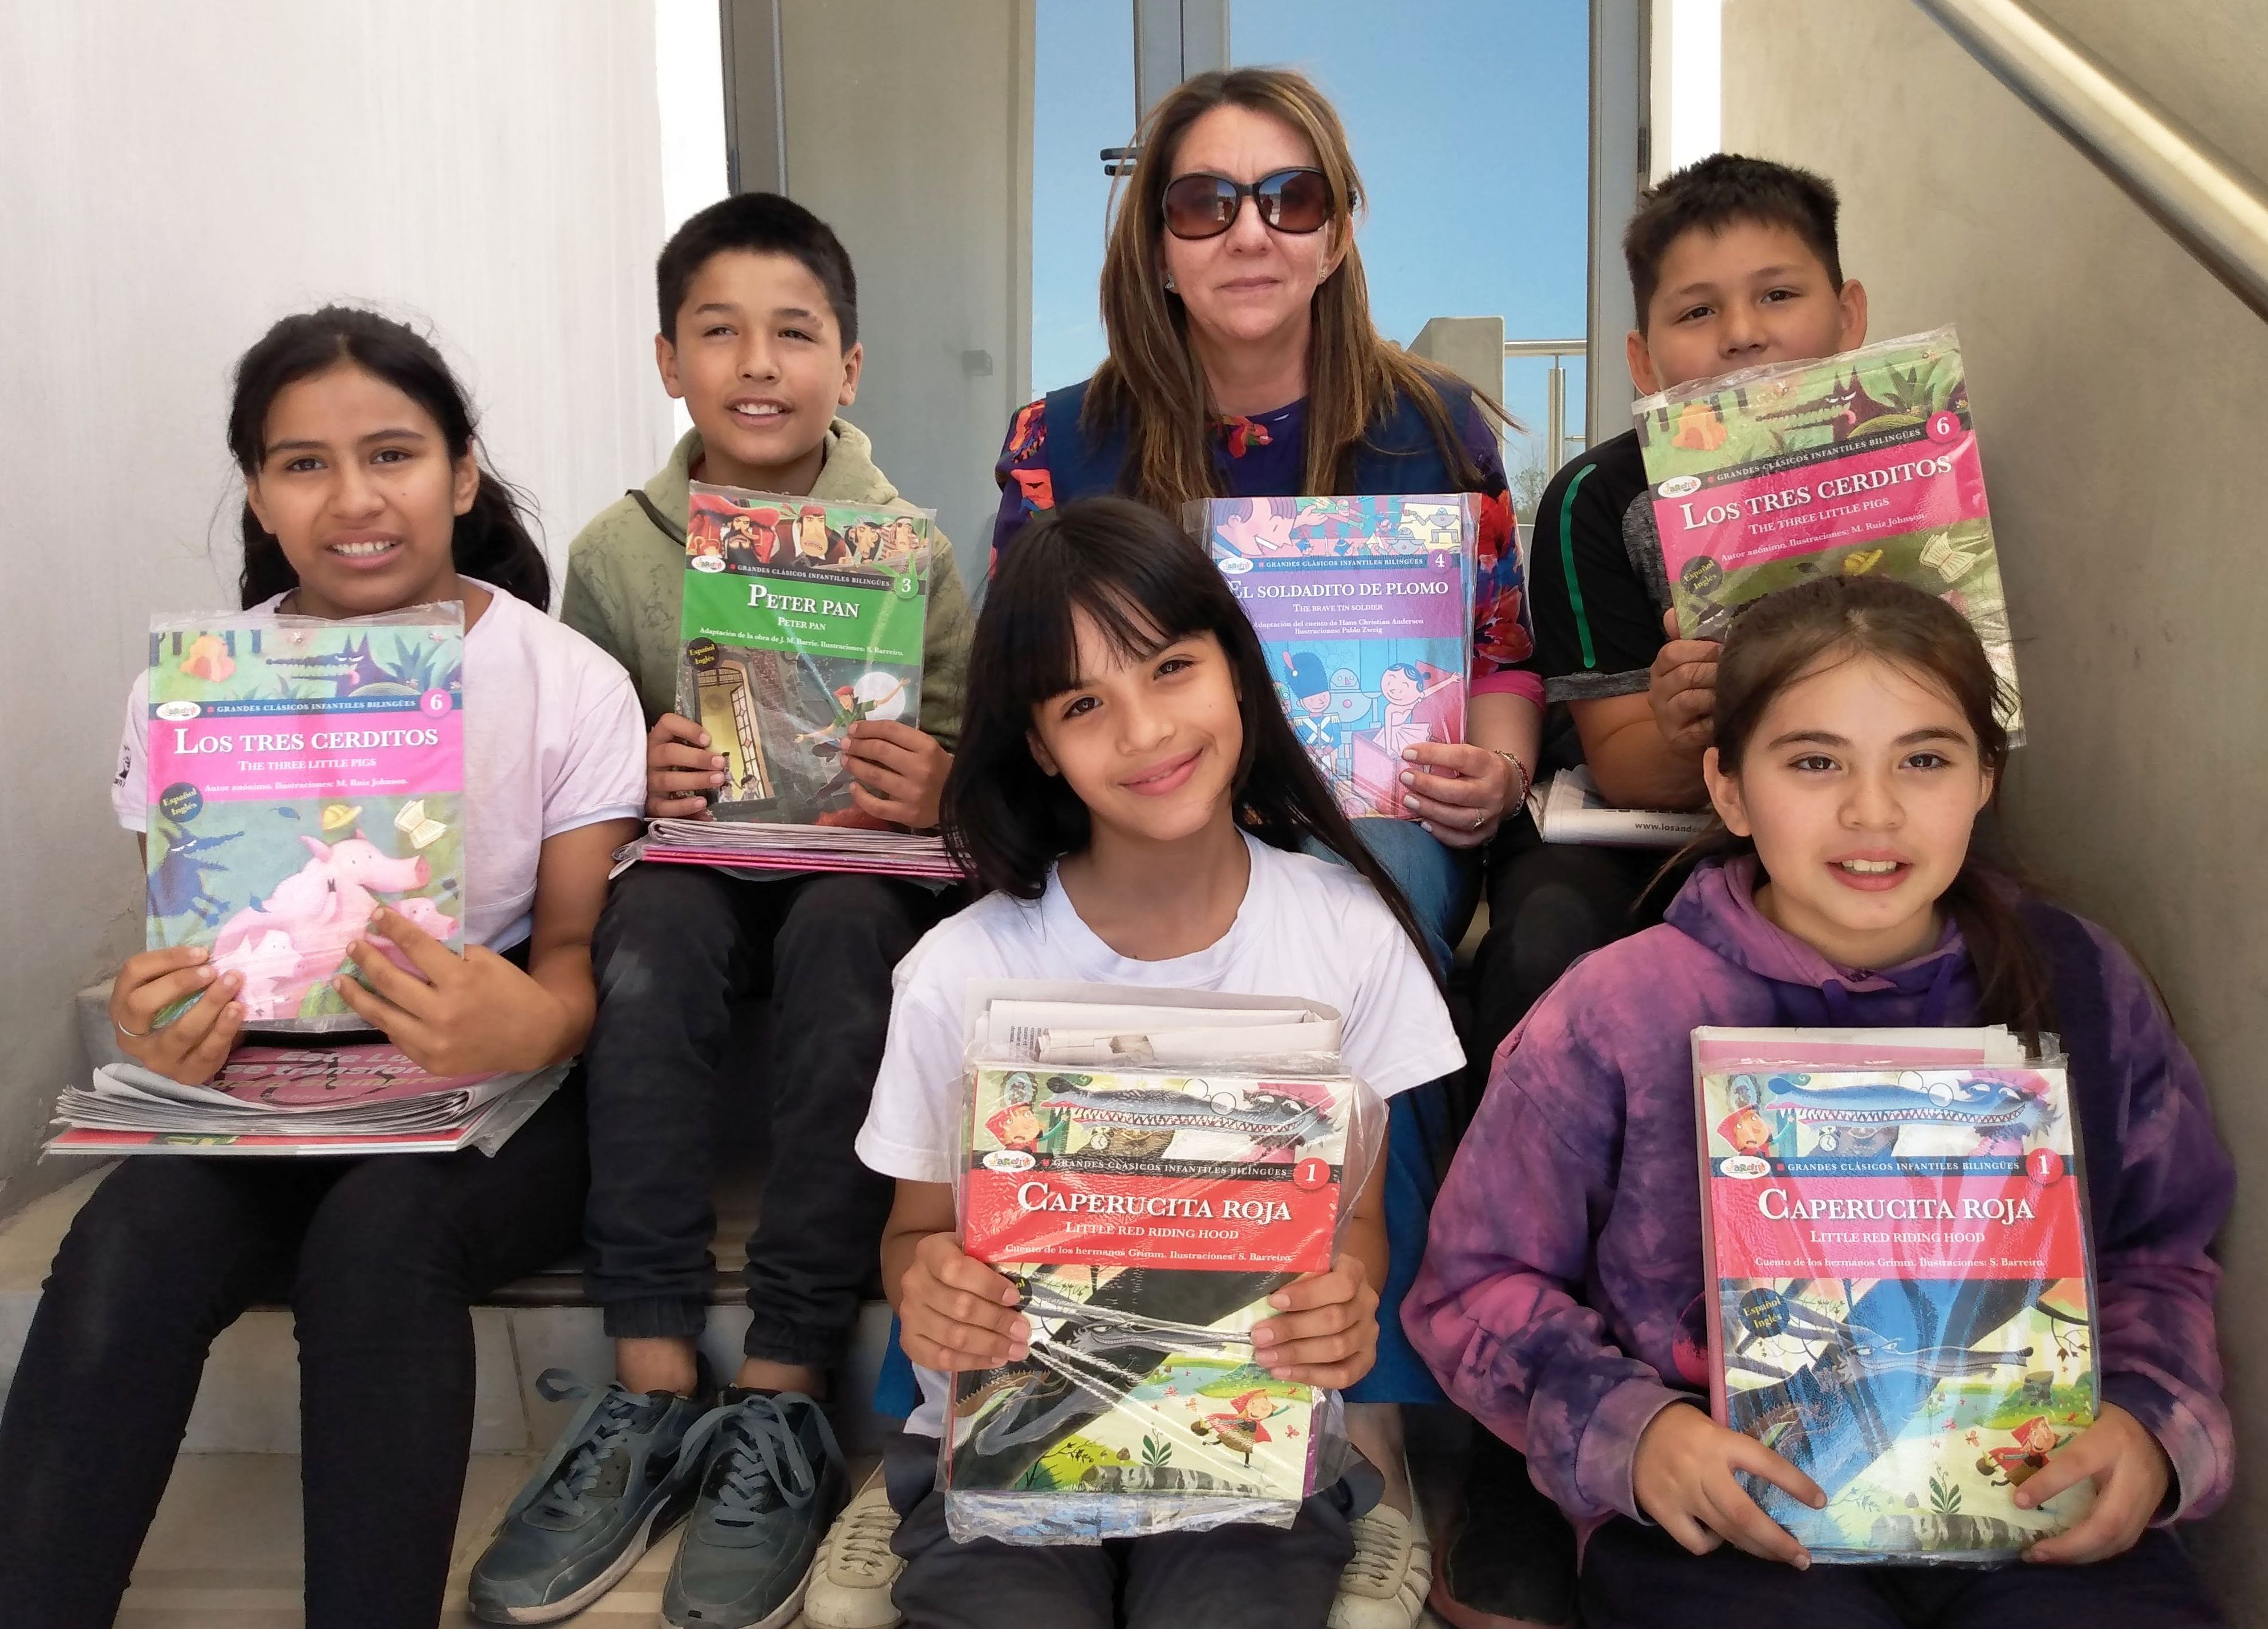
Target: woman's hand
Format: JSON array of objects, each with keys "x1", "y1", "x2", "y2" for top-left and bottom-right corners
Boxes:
[
  {"x1": 334, "y1": 908, "x2": 570, "y2": 1076},
  {"x1": 108, "y1": 945, "x2": 244, "y2": 1085},
  {"x1": 1398, "y1": 741, "x2": 1515, "y2": 847},
  {"x1": 2018, "y1": 1404, "x2": 2172, "y2": 1564},
  {"x1": 646, "y1": 711, "x2": 725, "y2": 819},
  {"x1": 845, "y1": 721, "x2": 952, "y2": 831},
  {"x1": 1632, "y1": 1401, "x2": 1825, "y2": 1567},
  {"x1": 896, "y1": 1231, "x2": 1029, "y2": 1370},
  {"x1": 1251, "y1": 1253, "x2": 1378, "y2": 1388}
]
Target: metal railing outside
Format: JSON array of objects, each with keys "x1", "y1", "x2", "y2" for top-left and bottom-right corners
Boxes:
[
  {"x1": 1914, "y1": 0, "x2": 2268, "y2": 323},
  {"x1": 1505, "y1": 338, "x2": 1589, "y2": 477}
]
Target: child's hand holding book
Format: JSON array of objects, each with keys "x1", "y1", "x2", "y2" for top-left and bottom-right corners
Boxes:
[
  {"x1": 108, "y1": 945, "x2": 246, "y2": 1086},
  {"x1": 1250, "y1": 1253, "x2": 1380, "y2": 1389},
  {"x1": 2014, "y1": 1403, "x2": 2173, "y2": 1566},
  {"x1": 897, "y1": 1229, "x2": 1030, "y2": 1370},
  {"x1": 1632, "y1": 1400, "x2": 1826, "y2": 1569},
  {"x1": 645, "y1": 712, "x2": 726, "y2": 820},
  {"x1": 843, "y1": 720, "x2": 951, "y2": 831}
]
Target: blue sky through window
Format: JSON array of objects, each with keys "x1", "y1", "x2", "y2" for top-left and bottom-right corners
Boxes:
[{"x1": 1030, "y1": 0, "x2": 1593, "y2": 497}]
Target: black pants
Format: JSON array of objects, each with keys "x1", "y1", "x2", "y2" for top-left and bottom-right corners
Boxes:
[
  {"x1": 1580, "y1": 1517, "x2": 2223, "y2": 1628},
  {"x1": 882, "y1": 1431, "x2": 1373, "y2": 1629},
  {"x1": 581, "y1": 862, "x2": 944, "y2": 1368},
  {"x1": 1467, "y1": 815, "x2": 1672, "y2": 1100},
  {"x1": 0, "y1": 1079, "x2": 589, "y2": 1629}
]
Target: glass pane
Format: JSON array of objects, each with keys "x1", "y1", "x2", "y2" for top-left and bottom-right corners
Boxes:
[
  {"x1": 1231, "y1": 1, "x2": 1592, "y2": 519},
  {"x1": 1031, "y1": 0, "x2": 1138, "y2": 397}
]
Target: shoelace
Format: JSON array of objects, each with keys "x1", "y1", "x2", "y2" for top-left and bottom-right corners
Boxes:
[
  {"x1": 680, "y1": 1391, "x2": 843, "y2": 1530},
  {"x1": 505, "y1": 1370, "x2": 647, "y2": 1524},
  {"x1": 1341, "y1": 1506, "x2": 1411, "y2": 1591},
  {"x1": 827, "y1": 1492, "x2": 900, "y2": 1582}
]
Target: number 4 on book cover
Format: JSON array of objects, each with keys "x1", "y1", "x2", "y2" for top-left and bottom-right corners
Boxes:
[{"x1": 1694, "y1": 1039, "x2": 2099, "y2": 1562}]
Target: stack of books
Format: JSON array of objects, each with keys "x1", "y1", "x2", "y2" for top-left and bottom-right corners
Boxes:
[
  {"x1": 49, "y1": 1044, "x2": 566, "y2": 1157},
  {"x1": 623, "y1": 819, "x2": 962, "y2": 881},
  {"x1": 946, "y1": 982, "x2": 1369, "y2": 1545}
]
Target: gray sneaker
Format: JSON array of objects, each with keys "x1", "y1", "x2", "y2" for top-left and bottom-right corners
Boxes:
[
  {"x1": 662, "y1": 1389, "x2": 849, "y2": 1628},
  {"x1": 468, "y1": 1369, "x2": 708, "y2": 1624}
]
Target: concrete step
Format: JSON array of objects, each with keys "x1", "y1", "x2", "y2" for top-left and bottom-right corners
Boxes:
[{"x1": 0, "y1": 1168, "x2": 901, "y2": 1457}]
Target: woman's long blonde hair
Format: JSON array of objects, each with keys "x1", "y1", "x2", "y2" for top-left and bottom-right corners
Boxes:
[{"x1": 1089, "y1": 67, "x2": 1504, "y2": 512}]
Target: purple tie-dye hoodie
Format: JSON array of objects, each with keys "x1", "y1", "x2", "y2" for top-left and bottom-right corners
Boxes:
[{"x1": 1406, "y1": 856, "x2": 2233, "y2": 1537}]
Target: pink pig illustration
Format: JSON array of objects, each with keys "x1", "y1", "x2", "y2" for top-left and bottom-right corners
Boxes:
[{"x1": 210, "y1": 831, "x2": 431, "y2": 1013}]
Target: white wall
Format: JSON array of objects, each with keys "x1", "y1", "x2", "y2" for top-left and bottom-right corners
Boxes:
[
  {"x1": 0, "y1": 0, "x2": 676, "y2": 1212},
  {"x1": 1721, "y1": 0, "x2": 2268, "y2": 1609}
]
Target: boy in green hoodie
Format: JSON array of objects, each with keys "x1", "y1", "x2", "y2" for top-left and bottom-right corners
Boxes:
[{"x1": 470, "y1": 194, "x2": 971, "y2": 1629}]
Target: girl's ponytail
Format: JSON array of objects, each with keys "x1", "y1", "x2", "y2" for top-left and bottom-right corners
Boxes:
[
  {"x1": 228, "y1": 307, "x2": 550, "y2": 613},
  {"x1": 1687, "y1": 574, "x2": 2054, "y2": 1047}
]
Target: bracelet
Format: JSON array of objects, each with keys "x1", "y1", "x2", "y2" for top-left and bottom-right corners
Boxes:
[{"x1": 1491, "y1": 749, "x2": 1534, "y2": 810}]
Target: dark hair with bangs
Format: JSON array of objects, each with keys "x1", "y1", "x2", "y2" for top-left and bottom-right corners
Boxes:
[
  {"x1": 942, "y1": 496, "x2": 1434, "y2": 969},
  {"x1": 1624, "y1": 153, "x2": 1843, "y2": 330},
  {"x1": 1678, "y1": 575, "x2": 2051, "y2": 1046},
  {"x1": 656, "y1": 192, "x2": 858, "y2": 347}
]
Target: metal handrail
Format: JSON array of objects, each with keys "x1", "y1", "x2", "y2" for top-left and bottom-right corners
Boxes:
[
  {"x1": 1914, "y1": 0, "x2": 2268, "y2": 322},
  {"x1": 1505, "y1": 339, "x2": 1590, "y2": 476}
]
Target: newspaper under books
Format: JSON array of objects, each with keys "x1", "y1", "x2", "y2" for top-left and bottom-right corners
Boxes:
[
  {"x1": 612, "y1": 819, "x2": 962, "y2": 883},
  {"x1": 1525, "y1": 765, "x2": 1714, "y2": 850},
  {"x1": 48, "y1": 1045, "x2": 566, "y2": 1158},
  {"x1": 947, "y1": 982, "x2": 1379, "y2": 1545},
  {"x1": 1693, "y1": 1025, "x2": 2097, "y2": 1564}
]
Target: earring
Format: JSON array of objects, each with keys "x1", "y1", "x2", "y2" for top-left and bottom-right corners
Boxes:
[{"x1": 1163, "y1": 272, "x2": 1178, "y2": 293}]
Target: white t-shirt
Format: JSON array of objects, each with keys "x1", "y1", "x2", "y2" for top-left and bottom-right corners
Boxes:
[
  {"x1": 113, "y1": 580, "x2": 645, "y2": 952},
  {"x1": 857, "y1": 831, "x2": 1463, "y2": 1436}
]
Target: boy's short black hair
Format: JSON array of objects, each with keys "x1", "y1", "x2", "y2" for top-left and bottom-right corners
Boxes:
[
  {"x1": 1623, "y1": 154, "x2": 1843, "y2": 328},
  {"x1": 656, "y1": 192, "x2": 859, "y2": 348}
]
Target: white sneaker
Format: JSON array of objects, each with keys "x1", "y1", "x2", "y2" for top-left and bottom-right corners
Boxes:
[
  {"x1": 801, "y1": 1472, "x2": 904, "y2": 1629},
  {"x1": 1329, "y1": 1500, "x2": 1432, "y2": 1629}
]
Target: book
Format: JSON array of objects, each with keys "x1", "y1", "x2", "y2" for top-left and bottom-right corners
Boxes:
[
  {"x1": 951, "y1": 1062, "x2": 1355, "y2": 1539},
  {"x1": 613, "y1": 819, "x2": 963, "y2": 883},
  {"x1": 143, "y1": 607, "x2": 466, "y2": 1032},
  {"x1": 945, "y1": 984, "x2": 1369, "y2": 1543},
  {"x1": 678, "y1": 483, "x2": 934, "y2": 825},
  {"x1": 1197, "y1": 495, "x2": 1478, "y2": 821},
  {"x1": 1693, "y1": 1026, "x2": 2098, "y2": 1563},
  {"x1": 50, "y1": 1045, "x2": 565, "y2": 1157},
  {"x1": 1527, "y1": 765, "x2": 1713, "y2": 849},
  {"x1": 1634, "y1": 328, "x2": 2021, "y2": 733}
]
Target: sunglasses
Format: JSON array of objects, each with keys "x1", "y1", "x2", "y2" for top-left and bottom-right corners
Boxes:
[{"x1": 1159, "y1": 168, "x2": 1333, "y2": 240}]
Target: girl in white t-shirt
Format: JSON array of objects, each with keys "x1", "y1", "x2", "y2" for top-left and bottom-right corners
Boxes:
[
  {"x1": 854, "y1": 497, "x2": 1463, "y2": 1629},
  {"x1": 0, "y1": 308, "x2": 645, "y2": 1629}
]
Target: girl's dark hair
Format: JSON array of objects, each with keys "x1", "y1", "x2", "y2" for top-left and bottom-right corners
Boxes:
[
  {"x1": 227, "y1": 306, "x2": 550, "y2": 612},
  {"x1": 1687, "y1": 575, "x2": 2052, "y2": 1044},
  {"x1": 942, "y1": 496, "x2": 1434, "y2": 970}
]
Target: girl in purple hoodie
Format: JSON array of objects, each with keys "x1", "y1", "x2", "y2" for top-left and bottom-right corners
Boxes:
[{"x1": 1407, "y1": 576, "x2": 2232, "y2": 1627}]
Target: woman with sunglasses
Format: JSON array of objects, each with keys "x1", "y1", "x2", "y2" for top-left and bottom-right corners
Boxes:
[{"x1": 984, "y1": 66, "x2": 1547, "y2": 1629}]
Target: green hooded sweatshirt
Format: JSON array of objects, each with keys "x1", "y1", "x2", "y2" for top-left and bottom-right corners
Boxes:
[{"x1": 559, "y1": 421, "x2": 974, "y2": 750}]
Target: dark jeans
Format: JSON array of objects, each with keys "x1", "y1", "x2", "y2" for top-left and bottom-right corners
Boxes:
[
  {"x1": 882, "y1": 1430, "x2": 1374, "y2": 1629},
  {"x1": 1580, "y1": 1517, "x2": 2224, "y2": 1628},
  {"x1": 581, "y1": 862, "x2": 944, "y2": 1368},
  {"x1": 1468, "y1": 814, "x2": 1672, "y2": 1099},
  {"x1": 0, "y1": 1079, "x2": 589, "y2": 1629}
]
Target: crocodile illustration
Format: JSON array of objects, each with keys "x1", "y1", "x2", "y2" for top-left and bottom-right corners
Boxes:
[
  {"x1": 1754, "y1": 1072, "x2": 2053, "y2": 1156},
  {"x1": 1036, "y1": 1080, "x2": 1332, "y2": 1157}
]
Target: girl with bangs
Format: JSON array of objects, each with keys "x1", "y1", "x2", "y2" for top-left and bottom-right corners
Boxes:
[
  {"x1": 986, "y1": 72, "x2": 1551, "y2": 1620},
  {"x1": 851, "y1": 498, "x2": 1464, "y2": 1627}
]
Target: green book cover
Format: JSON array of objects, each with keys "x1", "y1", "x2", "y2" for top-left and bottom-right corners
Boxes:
[
  {"x1": 1635, "y1": 327, "x2": 2020, "y2": 735},
  {"x1": 676, "y1": 483, "x2": 932, "y2": 824}
]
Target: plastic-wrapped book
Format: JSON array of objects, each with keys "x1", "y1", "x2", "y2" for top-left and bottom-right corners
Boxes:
[{"x1": 1693, "y1": 1025, "x2": 2096, "y2": 1563}]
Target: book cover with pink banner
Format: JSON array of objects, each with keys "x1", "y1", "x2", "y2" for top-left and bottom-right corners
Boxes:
[
  {"x1": 1692, "y1": 1026, "x2": 2097, "y2": 1563},
  {"x1": 1635, "y1": 328, "x2": 2020, "y2": 734},
  {"x1": 143, "y1": 605, "x2": 465, "y2": 1032}
]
